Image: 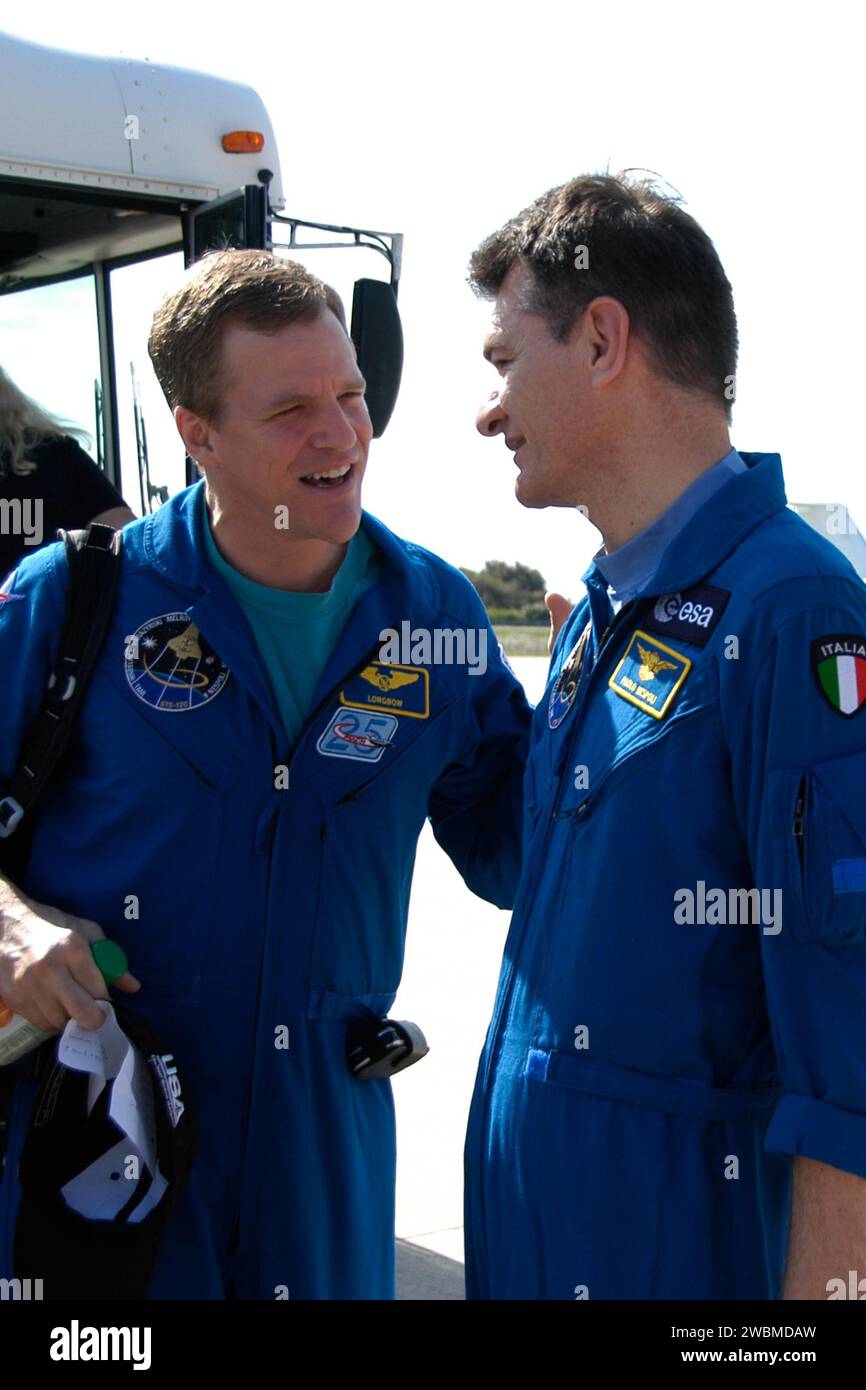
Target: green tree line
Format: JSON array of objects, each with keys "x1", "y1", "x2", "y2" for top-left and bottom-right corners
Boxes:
[{"x1": 461, "y1": 559, "x2": 549, "y2": 624}]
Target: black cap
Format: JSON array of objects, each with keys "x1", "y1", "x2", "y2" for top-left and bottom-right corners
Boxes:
[{"x1": 13, "y1": 1001, "x2": 198, "y2": 1299}]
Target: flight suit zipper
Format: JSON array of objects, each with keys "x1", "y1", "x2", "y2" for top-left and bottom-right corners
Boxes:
[
  {"x1": 551, "y1": 701, "x2": 710, "y2": 829},
  {"x1": 472, "y1": 601, "x2": 641, "y2": 1289},
  {"x1": 234, "y1": 632, "x2": 401, "y2": 1290},
  {"x1": 793, "y1": 774, "x2": 806, "y2": 869}
]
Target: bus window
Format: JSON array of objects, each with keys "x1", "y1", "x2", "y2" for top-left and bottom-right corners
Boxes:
[
  {"x1": 0, "y1": 275, "x2": 101, "y2": 462},
  {"x1": 109, "y1": 252, "x2": 187, "y2": 514}
]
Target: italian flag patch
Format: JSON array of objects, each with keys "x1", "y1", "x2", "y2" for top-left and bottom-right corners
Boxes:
[{"x1": 812, "y1": 633, "x2": 866, "y2": 716}]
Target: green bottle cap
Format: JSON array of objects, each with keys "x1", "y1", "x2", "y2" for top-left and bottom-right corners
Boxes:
[{"x1": 91, "y1": 939, "x2": 128, "y2": 987}]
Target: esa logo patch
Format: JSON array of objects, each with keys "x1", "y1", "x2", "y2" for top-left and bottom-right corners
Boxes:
[
  {"x1": 643, "y1": 584, "x2": 730, "y2": 649},
  {"x1": 340, "y1": 661, "x2": 429, "y2": 719},
  {"x1": 317, "y1": 709, "x2": 399, "y2": 761},
  {"x1": 609, "y1": 630, "x2": 692, "y2": 719},
  {"x1": 125, "y1": 613, "x2": 229, "y2": 711}
]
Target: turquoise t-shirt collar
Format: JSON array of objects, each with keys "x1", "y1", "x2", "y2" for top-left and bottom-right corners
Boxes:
[{"x1": 201, "y1": 491, "x2": 374, "y2": 618}]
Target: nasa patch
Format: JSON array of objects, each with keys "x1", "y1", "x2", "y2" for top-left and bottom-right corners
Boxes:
[
  {"x1": 317, "y1": 708, "x2": 399, "y2": 762},
  {"x1": 125, "y1": 613, "x2": 229, "y2": 711},
  {"x1": 642, "y1": 583, "x2": 730, "y2": 649}
]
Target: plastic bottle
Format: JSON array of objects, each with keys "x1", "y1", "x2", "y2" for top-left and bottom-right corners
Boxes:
[{"x1": 0, "y1": 938, "x2": 129, "y2": 1066}]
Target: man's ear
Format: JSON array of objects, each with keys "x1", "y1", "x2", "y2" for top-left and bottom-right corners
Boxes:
[
  {"x1": 174, "y1": 406, "x2": 220, "y2": 473},
  {"x1": 582, "y1": 296, "x2": 630, "y2": 386}
]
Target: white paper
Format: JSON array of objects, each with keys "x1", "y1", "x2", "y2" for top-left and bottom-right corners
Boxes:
[
  {"x1": 57, "y1": 1002, "x2": 169, "y2": 1222},
  {"x1": 58, "y1": 1000, "x2": 129, "y2": 1114}
]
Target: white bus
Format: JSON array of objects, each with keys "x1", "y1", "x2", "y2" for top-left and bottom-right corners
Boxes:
[{"x1": 0, "y1": 30, "x2": 403, "y2": 514}]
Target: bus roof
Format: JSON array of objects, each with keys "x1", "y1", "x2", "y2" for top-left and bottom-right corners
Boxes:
[
  {"x1": 0, "y1": 32, "x2": 284, "y2": 204},
  {"x1": 0, "y1": 31, "x2": 284, "y2": 280}
]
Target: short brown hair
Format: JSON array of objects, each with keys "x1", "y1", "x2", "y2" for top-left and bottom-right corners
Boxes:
[
  {"x1": 148, "y1": 249, "x2": 348, "y2": 424},
  {"x1": 469, "y1": 173, "x2": 738, "y2": 418}
]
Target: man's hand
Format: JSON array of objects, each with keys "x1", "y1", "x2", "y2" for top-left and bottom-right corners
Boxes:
[
  {"x1": 0, "y1": 876, "x2": 140, "y2": 1034},
  {"x1": 545, "y1": 591, "x2": 573, "y2": 655}
]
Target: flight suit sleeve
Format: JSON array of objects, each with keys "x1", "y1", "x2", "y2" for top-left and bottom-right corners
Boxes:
[
  {"x1": 427, "y1": 599, "x2": 532, "y2": 911},
  {"x1": 729, "y1": 580, "x2": 866, "y2": 1180},
  {"x1": 0, "y1": 543, "x2": 68, "y2": 794}
]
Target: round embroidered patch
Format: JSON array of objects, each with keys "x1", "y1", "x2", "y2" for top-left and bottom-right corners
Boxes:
[{"x1": 125, "y1": 613, "x2": 229, "y2": 711}]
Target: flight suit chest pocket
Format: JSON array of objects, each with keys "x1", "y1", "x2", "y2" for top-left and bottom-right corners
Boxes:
[
  {"x1": 97, "y1": 656, "x2": 245, "y2": 792},
  {"x1": 543, "y1": 659, "x2": 719, "y2": 824},
  {"x1": 768, "y1": 751, "x2": 866, "y2": 946}
]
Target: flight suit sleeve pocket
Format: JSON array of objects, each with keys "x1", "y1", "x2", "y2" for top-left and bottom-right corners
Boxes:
[{"x1": 768, "y1": 753, "x2": 866, "y2": 947}]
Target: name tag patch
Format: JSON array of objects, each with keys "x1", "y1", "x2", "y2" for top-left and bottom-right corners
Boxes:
[
  {"x1": 642, "y1": 584, "x2": 730, "y2": 649},
  {"x1": 339, "y1": 661, "x2": 429, "y2": 719},
  {"x1": 609, "y1": 630, "x2": 692, "y2": 719},
  {"x1": 317, "y1": 709, "x2": 399, "y2": 762}
]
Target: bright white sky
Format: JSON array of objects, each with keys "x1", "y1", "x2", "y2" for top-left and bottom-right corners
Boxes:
[{"x1": 3, "y1": 2, "x2": 864, "y2": 600}]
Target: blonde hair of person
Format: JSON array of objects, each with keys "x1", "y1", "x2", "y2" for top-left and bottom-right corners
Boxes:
[{"x1": 0, "y1": 365, "x2": 90, "y2": 477}]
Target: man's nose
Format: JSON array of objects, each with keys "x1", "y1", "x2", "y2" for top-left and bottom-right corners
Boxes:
[
  {"x1": 476, "y1": 390, "x2": 507, "y2": 438},
  {"x1": 314, "y1": 399, "x2": 363, "y2": 449}
]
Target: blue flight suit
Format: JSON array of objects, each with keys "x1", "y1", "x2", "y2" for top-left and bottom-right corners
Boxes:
[
  {"x1": 464, "y1": 453, "x2": 866, "y2": 1300},
  {"x1": 0, "y1": 481, "x2": 531, "y2": 1299}
]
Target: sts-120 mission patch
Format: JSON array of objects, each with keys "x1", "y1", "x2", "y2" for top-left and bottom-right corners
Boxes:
[{"x1": 125, "y1": 612, "x2": 230, "y2": 711}]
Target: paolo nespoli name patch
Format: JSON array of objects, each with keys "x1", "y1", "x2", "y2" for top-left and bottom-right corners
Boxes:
[
  {"x1": 642, "y1": 584, "x2": 730, "y2": 649},
  {"x1": 125, "y1": 613, "x2": 230, "y2": 711},
  {"x1": 609, "y1": 630, "x2": 692, "y2": 719}
]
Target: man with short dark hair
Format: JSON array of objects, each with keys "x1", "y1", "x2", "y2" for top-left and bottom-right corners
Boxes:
[
  {"x1": 464, "y1": 174, "x2": 866, "y2": 1300},
  {"x1": 0, "y1": 249, "x2": 531, "y2": 1299}
]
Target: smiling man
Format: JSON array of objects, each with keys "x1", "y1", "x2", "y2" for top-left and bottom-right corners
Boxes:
[
  {"x1": 0, "y1": 250, "x2": 531, "y2": 1299},
  {"x1": 463, "y1": 174, "x2": 866, "y2": 1300}
]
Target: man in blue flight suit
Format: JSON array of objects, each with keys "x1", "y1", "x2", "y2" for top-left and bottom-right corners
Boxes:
[
  {"x1": 465, "y1": 173, "x2": 866, "y2": 1299},
  {"x1": 0, "y1": 249, "x2": 531, "y2": 1299}
]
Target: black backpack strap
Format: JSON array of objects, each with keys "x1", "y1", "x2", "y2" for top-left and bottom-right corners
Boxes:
[{"x1": 0, "y1": 523, "x2": 122, "y2": 880}]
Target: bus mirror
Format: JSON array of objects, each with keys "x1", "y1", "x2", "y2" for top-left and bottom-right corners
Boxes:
[{"x1": 350, "y1": 279, "x2": 403, "y2": 438}]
